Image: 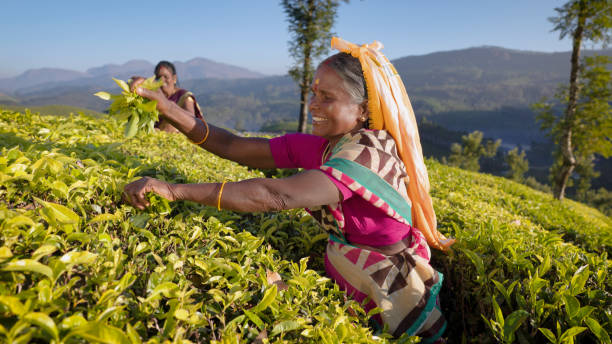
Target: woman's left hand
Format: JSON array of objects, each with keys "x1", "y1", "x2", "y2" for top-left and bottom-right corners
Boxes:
[{"x1": 123, "y1": 177, "x2": 177, "y2": 210}]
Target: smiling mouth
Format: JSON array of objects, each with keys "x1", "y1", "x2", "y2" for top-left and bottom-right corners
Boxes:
[{"x1": 312, "y1": 116, "x2": 327, "y2": 123}]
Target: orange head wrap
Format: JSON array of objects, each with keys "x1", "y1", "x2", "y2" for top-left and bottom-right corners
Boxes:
[{"x1": 331, "y1": 37, "x2": 455, "y2": 251}]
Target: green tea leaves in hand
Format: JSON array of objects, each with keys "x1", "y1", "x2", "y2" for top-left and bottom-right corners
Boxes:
[{"x1": 94, "y1": 77, "x2": 163, "y2": 138}]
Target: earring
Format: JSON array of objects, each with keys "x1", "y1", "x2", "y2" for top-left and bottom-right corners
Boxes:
[{"x1": 359, "y1": 117, "x2": 366, "y2": 122}]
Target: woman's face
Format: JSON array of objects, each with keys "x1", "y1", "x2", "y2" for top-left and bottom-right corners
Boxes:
[
  {"x1": 155, "y1": 66, "x2": 177, "y2": 97},
  {"x1": 308, "y1": 64, "x2": 366, "y2": 143}
]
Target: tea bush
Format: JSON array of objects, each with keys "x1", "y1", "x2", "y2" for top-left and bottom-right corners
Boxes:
[{"x1": 0, "y1": 108, "x2": 610, "y2": 343}]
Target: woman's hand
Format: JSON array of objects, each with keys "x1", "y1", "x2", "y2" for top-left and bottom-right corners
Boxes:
[
  {"x1": 128, "y1": 76, "x2": 171, "y2": 114},
  {"x1": 128, "y1": 76, "x2": 146, "y2": 91},
  {"x1": 123, "y1": 177, "x2": 177, "y2": 210}
]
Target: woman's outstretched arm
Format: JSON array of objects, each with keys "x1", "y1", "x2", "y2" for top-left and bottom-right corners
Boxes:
[
  {"x1": 135, "y1": 86, "x2": 276, "y2": 169},
  {"x1": 123, "y1": 170, "x2": 342, "y2": 212}
]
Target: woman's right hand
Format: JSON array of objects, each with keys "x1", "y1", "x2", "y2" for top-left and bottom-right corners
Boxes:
[
  {"x1": 128, "y1": 76, "x2": 146, "y2": 91},
  {"x1": 128, "y1": 76, "x2": 171, "y2": 114},
  {"x1": 123, "y1": 177, "x2": 178, "y2": 210}
]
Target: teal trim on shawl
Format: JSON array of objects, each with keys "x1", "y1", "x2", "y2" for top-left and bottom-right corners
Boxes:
[
  {"x1": 329, "y1": 232, "x2": 353, "y2": 247},
  {"x1": 420, "y1": 321, "x2": 447, "y2": 344},
  {"x1": 323, "y1": 157, "x2": 412, "y2": 225},
  {"x1": 405, "y1": 272, "x2": 444, "y2": 337}
]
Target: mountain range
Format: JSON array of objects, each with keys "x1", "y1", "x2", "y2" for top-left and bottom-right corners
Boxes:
[
  {"x1": 1, "y1": 46, "x2": 610, "y2": 147},
  {"x1": 0, "y1": 57, "x2": 263, "y2": 96}
]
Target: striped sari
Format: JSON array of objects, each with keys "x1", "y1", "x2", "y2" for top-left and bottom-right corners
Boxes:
[{"x1": 310, "y1": 129, "x2": 446, "y2": 342}]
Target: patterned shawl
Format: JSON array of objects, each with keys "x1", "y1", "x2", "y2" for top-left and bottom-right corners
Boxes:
[{"x1": 310, "y1": 129, "x2": 413, "y2": 239}]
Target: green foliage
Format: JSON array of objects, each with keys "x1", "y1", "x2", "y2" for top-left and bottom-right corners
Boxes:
[
  {"x1": 445, "y1": 130, "x2": 501, "y2": 171},
  {"x1": 1, "y1": 108, "x2": 611, "y2": 343},
  {"x1": 536, "y1": 0, "x2": 612, "y2": 200},
  {"x1": 281, "y1": 0, "x2": 345, "y2": 132},
  {"x1": 533, "y1": 54, "x2": 612, "y2": 199},
  {"x1": 94, "y1": 77, "x2": 163, "y2": 138},
  {"x1": 573, "y1": 55, "x2": 612, "y2": 159},
  {"x1": 282, "y1": 0, "x2": 342, "y2": 83},
  {"x1": 549, "y1": 0, "x2": 612, "y2": 44},
  {"x1": 429, "y1": 161, "x2": 611, "y2": 343},
  {"x1": 0, "y1": 108, "x2": 383, "y2": 343},
  {"x1": 505, "y1": 147, "x2": 529, "y2": 182}
]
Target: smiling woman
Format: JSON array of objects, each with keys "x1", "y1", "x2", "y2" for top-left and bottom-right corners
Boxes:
[
  {"x1": 124, "y1": 37, "x2": 454, "y2": 342},
  {"x1": 133, "y1": 61, "x2": 204, "y2": 133}
]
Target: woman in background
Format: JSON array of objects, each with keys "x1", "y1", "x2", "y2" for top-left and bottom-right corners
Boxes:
[{"x1": 136, "y1": 61, "x2": 204, "y2": 133}]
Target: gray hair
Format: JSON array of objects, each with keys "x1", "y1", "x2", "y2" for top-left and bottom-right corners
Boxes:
[{"x1": 322, "y1": 52, "x2": 367, "y2": 105}]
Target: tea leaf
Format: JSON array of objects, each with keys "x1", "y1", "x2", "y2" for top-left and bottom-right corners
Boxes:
[
  {"x1": 2, "y1": 259, "x2": 53, "y2": 278},
  {"x1": 94, "y1": 91, "x2": 112, "y2": 100},
  {"x1": 251, "y1": 284, "x2": 277, "y2": 313},
  {"x1": 125, "y1": 323, "x2": 142, "y2": 344},
  {"x1": 0, "y1": 247, "x2": 13, "y2": 260},
  {"x1": 0, "y1": 296, "x2": 26, "y2": 315},
  {"x1": 60, "y1": 251, "x2": 97, "y2": 265},
  {"x1": 570, "y1": 265, "x2": 590, "y2": 296},
  {"x1": 125, "y1": 113, "x2": 139, "y2": 139},
  {"x1": 585, "y1": 317, "x2": 611, "y2": 344},
  {"x1": 59, "y1": 314, "x2": 88, "y2": 330},
  {"x1": 174, "y1": 309, "x2": 190, "y2": 321},
  {"x1": 558, "y1": 326, "x2": 586, "y2": 343},
  {"x1": 147, "y1": 282, "x2": 179, "y2": 300},
  {"x1": 244, "y1": 309, "x2": 264, "y2": 329},
  {"x1": 538, "y1": 328, "x2": 557, "y2": 343},
  {"x1": 89, "y1": 213, "x2": 117, "y2": 223},
  {"x1": 4, "y1": 215, "x2": 35, "y2": 229},
  {"x1": 113, "y1": 77, "x2": 130, "y2": 93},
  {"x1": 34, "y1": 197, "x2": 79, "y2": 224},
  {"x1": 66, "y1": 322, "x2": 131, "y2": 344},
  {"x1": 271, "y1": 320, "x2": 301, "y2": 337},
  {"x1": 23, "y1": 312, "x2": 59, "y2": 342},
  {"x1": 32, "y1": 245, "x2": 58, "y2": 261},
  {"x1": 503, "y1": 310, "x2": 528, "y2": 343},
  {"x1": 562, "y1": 294, "x2": 580, "y2": 319}
]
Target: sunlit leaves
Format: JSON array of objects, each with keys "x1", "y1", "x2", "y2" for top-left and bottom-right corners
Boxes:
[
  {"x1": 1, "y1": 108, "x2": 610, "y2": 343},
  {"x1": 2, "y1": 259, "x2": 53, "y2": 279},
  {"x1": 94, "y1": 76, "x2": 163, "y2": 138}
]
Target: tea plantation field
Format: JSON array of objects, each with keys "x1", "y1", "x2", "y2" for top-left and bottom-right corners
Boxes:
[{"x1": 0, "y1": 108, "x2": 610, "y2": 343}]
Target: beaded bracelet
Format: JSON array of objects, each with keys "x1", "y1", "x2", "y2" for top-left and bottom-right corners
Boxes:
[
  {"x1": 192, "y1": 119, "x2": 210, "y2": 145},
  {"x1": 217, "y1": 180, "x2": 227, "y2": 211}
]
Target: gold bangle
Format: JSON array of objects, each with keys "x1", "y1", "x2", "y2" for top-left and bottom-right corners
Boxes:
[
  {"x1": 192, "y1": 119, "x2": 210, "y2": 145},
  {"x1": 217, "y1": 180, "x2": 227, "y2": 211}
]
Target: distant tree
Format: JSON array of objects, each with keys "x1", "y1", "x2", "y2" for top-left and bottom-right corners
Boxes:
[
  {"x1": 446, "y1": 130, "x2": 501, "y2": 171},
  {"x1": 533, "y1": 0, "x2": 611, "y2": 200},
  {"x1": 281, "y1": 0, "x2": 346, "y2": 133},
  {"x1": 505, "y1": 147, "x2": 529, "y2": 182},
  {"x1": 534, "y1": 54, "x2": 612, "y2": 199}
]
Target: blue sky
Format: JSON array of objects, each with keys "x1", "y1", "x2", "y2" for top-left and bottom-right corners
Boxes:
[{"x1": 1, "y1": 0, "x2": 575, "y2": 78}]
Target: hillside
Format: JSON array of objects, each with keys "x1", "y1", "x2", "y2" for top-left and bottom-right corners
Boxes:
[{"x1": 0, "y1": 108, "x2": 610, "y2": 343}]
